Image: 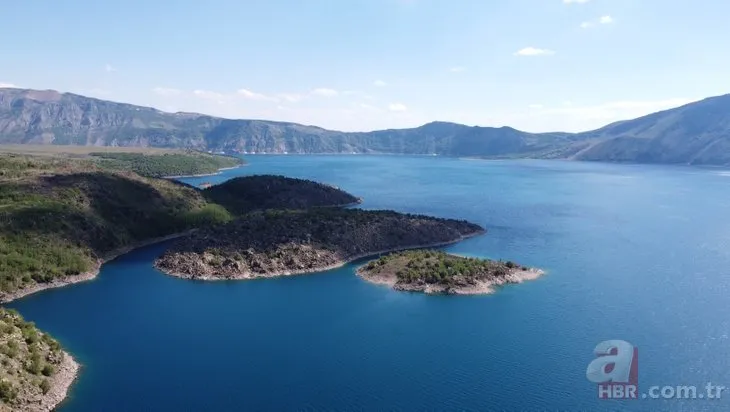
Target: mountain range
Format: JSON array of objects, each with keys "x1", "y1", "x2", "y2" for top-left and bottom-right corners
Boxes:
[{"x1": 2, "y1": 87, "x2": 729, "y2": 165}]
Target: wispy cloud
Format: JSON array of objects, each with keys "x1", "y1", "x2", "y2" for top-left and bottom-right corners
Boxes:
[
  {"x1": 311, "y1": 88, "x2": 339, "y2": 97},
  {"x1": 278, "y1": 93, "x2": 304, "y2": 103},
  {"x1": 373, "y1": 80, "x2": 387, "y2": 87},
  {"x1": 0, "y1": 82, "x2": 17, "y2": 88},
  {"x1": 388, "y1": 103, "x2": 408, "y2": 112},
  {"x1": 528, "y1": 104, "x2": 544, "y2": 109},
  {"x1": 237, "y1": 88, "x2": 277, "y2": 102},
  {"x1": 152, "y1": 87, "x2": 182, "y2": 97},
  {"x1": 563, "y1": 0, "x2": 590, "y2": 4},
  {"x1": 514, "y1": 47, "x2": 555, "y2": 56},
  {"x1": 581, "y1": 15, "x2": 614, "y2": 29},
  {"x1": 193, "y1": 89, "x2": 226, "y2": 102},
  {"x1": 105, "y1": 63, "x2": 117, "y2": 73},
  {"x1": 449, "y1": 66, "x2": 467, "y2": 73}
]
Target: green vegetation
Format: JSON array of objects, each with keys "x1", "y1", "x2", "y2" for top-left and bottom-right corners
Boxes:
[
  {"x1": 0, "y1": 154, "x2": 362, "y2": 298},
  {"x1": 155, "y1": 208, "x2": 484, "y2": 279},
  {"x1": 0, "y1": 308, "x2": 65, "y2": 409},
  {"x1": 90, "y1": 150, "x2": 243, "y2": 178},
  {"x1": 360, "y1": 250, "x2": 531, "y2": 293},
  {"x1": 0, "y1": 154, "x2": 211, "y2": 296}
]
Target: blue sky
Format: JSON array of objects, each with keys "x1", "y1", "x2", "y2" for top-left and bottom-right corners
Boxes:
[{"x1": 2, "y1": 0, "x2": 728, "y2": 132}]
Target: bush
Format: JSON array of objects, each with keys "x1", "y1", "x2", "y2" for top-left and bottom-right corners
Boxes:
[
  {"x1": 26, "y1": 352, "x2": 43, "y2": 375},
  {"x1": 39, "y1": 379, "x2": 51, "y2": 394},
  {"x1": 182, "y1": 204, "x2": 232, "y2": 227},
  {"x1": 41, "y1": 364, "x2": 55, "y2": 377},
  {"x1": 0, "y1": 380, "x2": 17, "y2": 403}
]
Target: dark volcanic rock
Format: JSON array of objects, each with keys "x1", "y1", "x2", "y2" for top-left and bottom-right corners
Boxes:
[{"x1": 154, "y1": 209, "x2": 485, "y2": 279}]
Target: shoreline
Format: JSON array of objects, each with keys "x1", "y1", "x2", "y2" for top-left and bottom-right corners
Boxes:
[
  {"x1": 38, "y1": 351, "x2": 80, "y2": 412},
  {"x1": 358, "y1": 266, "x2": 545, "y2": 295},
  {"x1": 162, "y1": 164, "x2": 245, "y2": 179},
  {"x1": 155, "y1": 230, "x2": 485, "y2": 281},
  {"x1": 0, "y1": 231, "x2": 195, "y2": 304}
]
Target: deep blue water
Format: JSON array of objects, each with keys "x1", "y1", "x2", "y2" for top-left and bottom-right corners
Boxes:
[{"x1": 7, "y1": 156, "x2": 730, "y2": 411}]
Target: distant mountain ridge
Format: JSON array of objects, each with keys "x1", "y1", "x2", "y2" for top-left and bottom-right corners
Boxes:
[{"x1": 2, "y1": 87, "x2": 730, "y2": 165}]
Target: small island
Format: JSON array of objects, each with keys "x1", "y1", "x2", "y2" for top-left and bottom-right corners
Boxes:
[
  {"x1": 155, "y1": 209, "x2": 485, "y2": 280},
  {"x1": 357, "y1": 250, "x2": 544, "y2": 295}
]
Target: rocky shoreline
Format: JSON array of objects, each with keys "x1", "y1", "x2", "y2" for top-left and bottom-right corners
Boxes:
[
  {"x1": 0, "y1": 231, "x2": 195, "y2": 304},
  {"x1": 32, "y1": 351, "x2": 80, "y2": 412},
  {"x1": 359, "y1": 266, "x2": 545, "y2": 295},
  {"x1": 356, "y1": 249, "x2": 545, "y2": 295},
  {"x1": 156, "y1": 230, "x2": 485, "y2": 281},
  {"x1": 162, "y1": 164, "x2": 245, "y2": 179}
]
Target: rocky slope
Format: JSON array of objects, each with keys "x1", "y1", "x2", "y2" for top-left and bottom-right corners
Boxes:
[
  {"x1": 357, "y1": 249, "x2": 543, "y2": 295},
  {"x1": 154, "y1": 209, "x2": 485, "y2": 280}
]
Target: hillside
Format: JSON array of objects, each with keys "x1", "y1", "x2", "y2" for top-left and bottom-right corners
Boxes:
[
  {"x1": 203, "y1": 175, "x2": 360, "y2": 215},
  {"x1": 0, "y1": 144, "x2": 243, "y2": 178},
  {"x1": 155, "y1": 209, "x2": 485, "y2": 280},
  {"x1": 0, "y1": 155, "x2": 358, "y2": 300},
  {"x1": 4, "y1": 87, "x2": 730, "y2": 165},
  {"x1": 572, "y1": 94, "x2": 730, "y2": 165}
]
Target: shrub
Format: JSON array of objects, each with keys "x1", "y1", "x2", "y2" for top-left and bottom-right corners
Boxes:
[
  {"x1": 41, "y1": 364, "x2": 55, "y2": 377},
  {"x1": 39, "y1": 379, "x2": 51, "y2": 394},
  {"x1": 0, "y1": 380, "x2": 17, "y2": 403}
]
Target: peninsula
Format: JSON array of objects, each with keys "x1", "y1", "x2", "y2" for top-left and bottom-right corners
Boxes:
[
  {"x1": 155, "y1": 209, "x2": 485, "y2": 280},
  {"x1": 357, "y1": 250, "x2": 544, "y2": 295},
  {"x1": 0, "y1": 153, "x2": 357, "y2": 302}
]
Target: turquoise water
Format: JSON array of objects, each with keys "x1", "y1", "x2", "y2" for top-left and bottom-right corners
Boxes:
[{"x1": 8, "y1": 155, "x2": 730, "y2": 411}]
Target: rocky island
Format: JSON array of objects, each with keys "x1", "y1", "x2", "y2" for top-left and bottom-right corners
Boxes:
[
  {"x1": 357, "y1": 250, "x2": 544, "y2": 295},
  {"x1": 155, "y1": 209, "x2": 485, "y2": 279}
]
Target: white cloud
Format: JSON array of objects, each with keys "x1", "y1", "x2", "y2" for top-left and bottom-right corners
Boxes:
[
  {"x1": 449, "y1": 66, "x2": 466, "y2": 73},
  {"x1": 278, "y1": 93, "x2": 304, "y2": 103},
  {"x1": 514, "y1": 47, "x2": 555, "y2": 56},
  {"x1": 528, "y1": 104, "x2": 544, "y2": 109},
  {"x1": 105, "y1": 64, "x2": 117, "y2": 73},
  {"x1": 0, "y1": 82, "x2": 17, "y2": 88},
  {"x1": 311, "y1": 88, "x2": 339, "y2": 97},
  {"x1": 563, "y1": 0, "x2": 590, "y2": 4},
  {"x1": 193, "y1": 89, "x2": 225, "y2": 101},
  {"x1": 581, "y1": 15, "x2": 614, "y2": 29},
  {"x1": 152, "y1": 87, "x2": 182, "y2": 97},
  {"x1": 388, "y1": 103, "x2": 408, "y2": 112},
  {"x1": 373, "y1": 80, "x2": 387, "y2": 87},
  {"x1": 237, "y1": 88, "x2": 277, "y2": 102}
]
